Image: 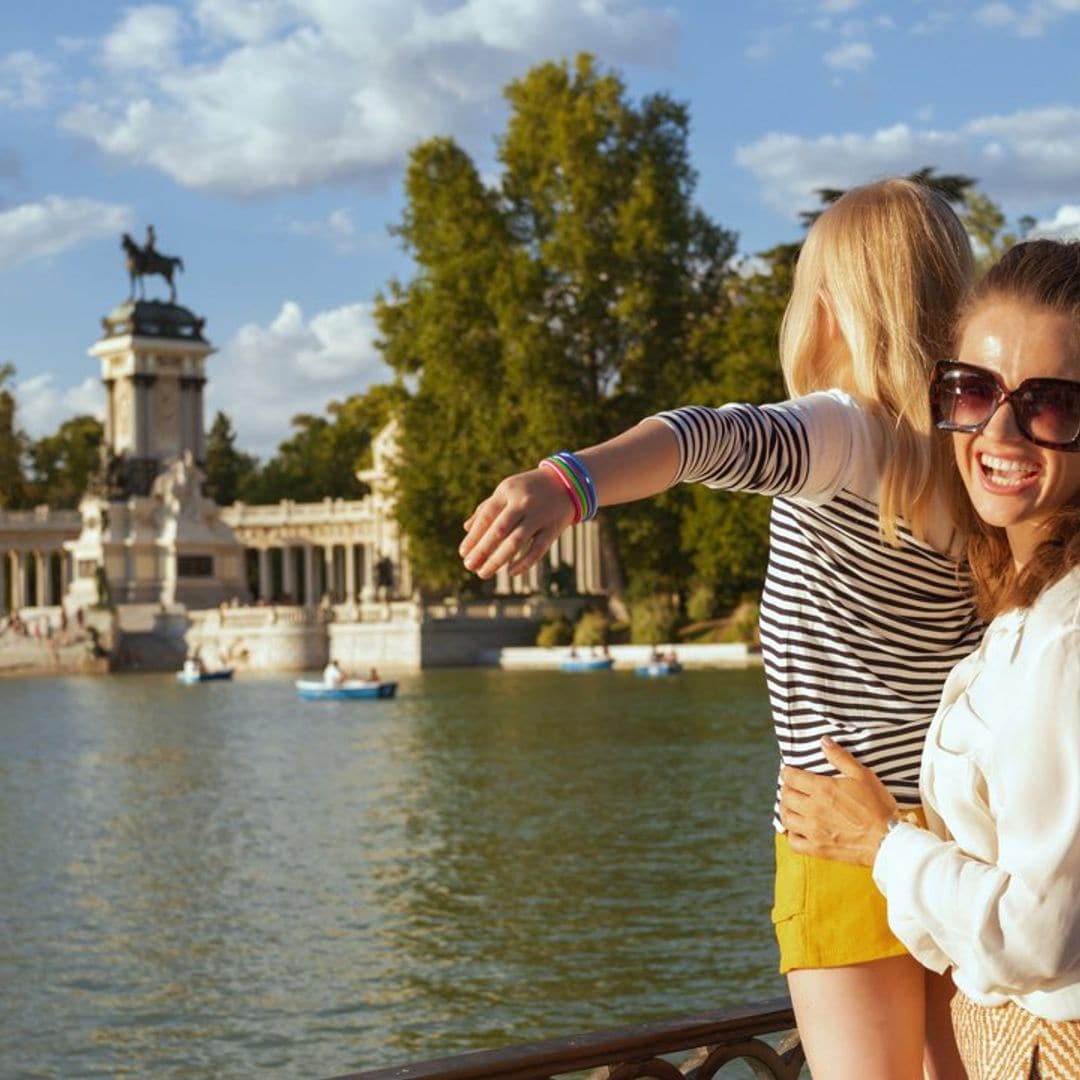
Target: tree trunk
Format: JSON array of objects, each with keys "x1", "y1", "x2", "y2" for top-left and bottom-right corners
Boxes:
[{"x1": 597, "y1": 513, "x2": 629, "y2": 622}]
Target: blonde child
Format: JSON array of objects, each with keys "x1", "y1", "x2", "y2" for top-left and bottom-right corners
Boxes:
[{"x1": 459, "y1": 178, "x2": 981, "y2": 1079}]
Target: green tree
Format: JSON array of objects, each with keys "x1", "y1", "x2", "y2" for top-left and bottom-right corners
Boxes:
[
  {"x1": 240, "y1": 383, "x2": 405, "y2": 504},
  {"x1": 0, "y1": 364, "x2": 29, "y2": 509},
  {"x1": 961, "y1": 191, "x2": 1035, "y2": 273},
  {"x1": 203, "y1": 411, "x2": 259, "y2": 505},
  {"x1": 26, "y1": 414, "x2": 103, "y2": 508},
  {"x1": 377, "y1": 54, "x2": 736, "y2": 594},
  {"x1": 678, "y1": 244, "x2": 796, "y2": 612}
]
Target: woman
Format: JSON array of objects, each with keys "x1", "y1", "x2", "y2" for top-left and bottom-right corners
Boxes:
[{"x1": 779, "y1": 238, "x2": 1080, "y2": 1079}]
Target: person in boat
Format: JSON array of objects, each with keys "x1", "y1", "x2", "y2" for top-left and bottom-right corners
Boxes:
[
  {"x1": 779, "y1": 240, "x2": 1080, "y2": 1079},
  {"x1": 367, "y1": 667, "x2": 380, "y2": 683},
  {"x1": 322, "y1": 658, "x2": 345, "y2": 686},
  {"x1": 460, "y1": 178, "x2": 982, "y2": 1078}
]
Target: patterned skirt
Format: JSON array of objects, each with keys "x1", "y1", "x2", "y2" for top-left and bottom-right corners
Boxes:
[{"x1": 951, "y1": 991, "x2": 1080, "y2": 1079}]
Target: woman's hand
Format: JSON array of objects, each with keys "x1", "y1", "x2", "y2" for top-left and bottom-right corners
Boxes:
[
  {"x1": 459, "y1": 468, "x2": 577, "y2": 579},
  {"x1": 779, "y1": 737, "x2": 900, "y2": 867}
]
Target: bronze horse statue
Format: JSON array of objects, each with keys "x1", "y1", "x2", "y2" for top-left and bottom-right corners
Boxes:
[{"x1": 122, "y1": 231, "x2": 184, "y2": 303}]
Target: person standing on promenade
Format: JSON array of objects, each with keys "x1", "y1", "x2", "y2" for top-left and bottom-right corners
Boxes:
[
  {"x1": 780, "y1": 239, "x2": 1080, "y2": 1079},
  {"x1": 459, "y1": 177, "x2": 982, "y2": 1079}
]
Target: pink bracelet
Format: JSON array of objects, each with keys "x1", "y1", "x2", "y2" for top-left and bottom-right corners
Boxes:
[{"x1": 539, "y1": 459, "x2": 583, "y2": 524}]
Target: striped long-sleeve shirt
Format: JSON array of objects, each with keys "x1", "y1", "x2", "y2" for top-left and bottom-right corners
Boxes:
[{"x1": 651, "y1": 390, "x2": 985, "y2": 829}]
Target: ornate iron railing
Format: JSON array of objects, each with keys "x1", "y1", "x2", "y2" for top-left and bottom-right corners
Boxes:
[{"x1": 326, "y1": 996, "x2": 804, "y2": 1080}]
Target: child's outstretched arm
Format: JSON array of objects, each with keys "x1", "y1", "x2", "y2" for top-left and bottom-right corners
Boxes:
[{"x1": 459, "y1": 419, "x2": 680, "y2": 579}]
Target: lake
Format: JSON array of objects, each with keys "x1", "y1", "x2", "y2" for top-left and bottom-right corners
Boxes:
[{"x1": 0, "y1": 667, "x2": 786, "y2": 1079}]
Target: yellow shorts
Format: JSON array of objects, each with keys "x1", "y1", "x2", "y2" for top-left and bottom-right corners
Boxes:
[{"x1": 771, "y1": 809, "x2": 926, "y2": 973}]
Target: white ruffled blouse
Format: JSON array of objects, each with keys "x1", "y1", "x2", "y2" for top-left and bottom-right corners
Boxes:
[{"x1": 874, "y1": 566, "x2": 1080, "y2": 1020}]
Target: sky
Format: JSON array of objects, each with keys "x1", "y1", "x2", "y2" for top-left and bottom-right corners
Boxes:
[{"x1": 2, "y1": 0, "x2": 1079, "y2": 459}]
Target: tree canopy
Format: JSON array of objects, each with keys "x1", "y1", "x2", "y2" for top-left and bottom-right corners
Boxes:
[{"x1": 376, "y1": 53, "x2": 737, "y2": 592}]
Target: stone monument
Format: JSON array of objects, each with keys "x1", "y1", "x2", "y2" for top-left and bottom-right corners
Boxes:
[{"x1": 65, "y1": 228, "x2": 247, "y2": 609}]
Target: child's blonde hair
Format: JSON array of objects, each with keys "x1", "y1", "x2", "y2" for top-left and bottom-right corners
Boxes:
[{"x1": 779, "y1": 177, "x2": 976, "y2": 544}]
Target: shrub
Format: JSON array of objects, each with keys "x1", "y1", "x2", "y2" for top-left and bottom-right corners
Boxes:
[
  {"x1": 685, "y1": 581, "x2": 718, "y2": 623},
  {"x1": 718, "y1": 599, "x2": 760, "y2": 645},
  {"x1": 629, "y1": 592, "x2": 680, "y2": 645},
  {"x1": 573, "y1": 608, "x2": 610, "y2": 647},
  {"x1": 536, "y1": 614, "x2": 573, "y2": 647}
]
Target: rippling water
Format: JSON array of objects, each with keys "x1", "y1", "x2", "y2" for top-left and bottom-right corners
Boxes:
[{"x1": 1, "y1": 667, "x2": 785, "y2": 1079}]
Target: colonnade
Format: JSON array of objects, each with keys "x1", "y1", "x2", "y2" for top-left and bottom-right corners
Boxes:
[
  {"x1": 0, "y1": 548, "x2": 72, "y2": 614},
  {"x1": 246, "y1": 539, "x2": 405, "y2": 606}
]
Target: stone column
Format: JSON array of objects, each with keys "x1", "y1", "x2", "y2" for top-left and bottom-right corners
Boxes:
[
  {"x1": 192, "y1": 377, "x2": 207, "y2": 463},
  {"x1": 281, "y1": 544, "x2": 296, "y2": 602},
  {"x1": 344, "y1": 542, "x2": 356, "y2": 603},
  {"x1": 13, "y1": 551, "x2": 27, "y2": 609},
  {"x1": 258, "y1": 548, "x2": 273, "y2": 601},
  {"x1": 104, "y1": 379, "x2": 116, "y2": 447},
  {"x1": 361, "y1": 542, "x2": 376, "y2": 601},
  {"x1": 60, "y1": 549, "x2": 71, "y2": 599},
  {"x1": 0, "y1": 550, "x2": 7, "y2": 615},
  {"x1": 495, "y1": 564, "x2": 511, "y2": 595},
  {"x1": 34, "y1": 552, "x2": 47, "y2": 606},
  {"x1": 323, "y1": 545, "x2": 335, "y2": 603},
  {"x1": 303, "y1": 544, "x2": 316, "y2": 607},
  {"x1": 133, "y1": 374, "x2": 155, "y2": 459},
  {"x1": 574, "y1": 525, "x2": 587, "y2": 595}
]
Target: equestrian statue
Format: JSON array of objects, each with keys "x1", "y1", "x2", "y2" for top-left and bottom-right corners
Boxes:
[{"x1": 121, "y1": 225, "x2": 184, "y2": 303}]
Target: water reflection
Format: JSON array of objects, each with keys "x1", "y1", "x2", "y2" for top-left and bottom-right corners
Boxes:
[{"x1": 0, "y1": 667, "x2": 784, "y2": 1078}]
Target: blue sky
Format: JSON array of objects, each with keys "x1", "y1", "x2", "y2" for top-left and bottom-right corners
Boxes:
[{"x1": 2, "y1": 0, "x2": 1079, "y2": 457}]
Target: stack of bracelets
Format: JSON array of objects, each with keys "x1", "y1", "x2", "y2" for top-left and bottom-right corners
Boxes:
[{"x1": 538, "y1": 451, "x2": 599, "y2": 524}]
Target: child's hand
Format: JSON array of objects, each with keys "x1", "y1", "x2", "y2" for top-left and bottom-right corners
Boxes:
[{"x1": 459, "y1": 468, "x2": 577, "y2": 579}]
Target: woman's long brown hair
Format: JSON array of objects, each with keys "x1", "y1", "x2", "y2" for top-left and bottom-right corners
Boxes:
[{"x1": 958, "y1": 239, "x2": 1080, "y2": 620}]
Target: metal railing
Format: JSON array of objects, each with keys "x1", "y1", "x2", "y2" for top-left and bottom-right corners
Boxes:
[{"x1": 326, "y1": 997, "x2": 804, "y2": 1080}]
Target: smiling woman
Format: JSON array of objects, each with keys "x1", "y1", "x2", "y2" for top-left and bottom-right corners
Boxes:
[{"x1": 779, "y1": 239, "x2": 1080, "y2": 1080}]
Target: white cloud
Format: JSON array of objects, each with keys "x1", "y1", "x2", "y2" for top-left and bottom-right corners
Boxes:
[
  {"x1": 974, "y1": 0, "x2": 1080, "y2": 35},
  {"x1": 206, "y1": 299, "x2": 391, "y2": 455},
  {"x1": 823, "y1": 41, "x2": 874, "y2": 71},
  {"x1": 0, "y1": 50, "x2": 55, "y2": 109},
  {"x1": 193, "y1": 0, "x2": 298, "y2": 44},
  {"x1": 736, "y1": 107, "x2": 1080, "y2": 216},
  {"x1": 60, "y1": 0, "x2": 678, "y2": 199},
  {"x1": 286, "y1": 208, "x2": 366, "y2": 252},
  {"x1": 103, "y1": 5, "x2": 185, "y2": 72},
  {"x1": 821, "y1": 0, "x2": 862, "y2": 11},
  {"x1": 0, "y1": 196, "x2": 133, "y2": 271},
  {"x1": 735, "y1": 123, "x2": 966, "y2": 213},
  {"x1": 1028, "y1": 204, "x2": 1080, "y2": 240},
  {"x1": 15, "y1": 374, "x2": 104, "y2": 438}
]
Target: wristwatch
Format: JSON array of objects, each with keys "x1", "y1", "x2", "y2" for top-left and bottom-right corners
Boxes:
[{"x1": 880, "y1": 808, "x2": 921, "y2": 848}]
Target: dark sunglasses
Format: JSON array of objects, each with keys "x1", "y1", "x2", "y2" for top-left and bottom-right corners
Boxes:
[{"x1": 930, "y1": 359, "x2": 1080, "y2": 452}]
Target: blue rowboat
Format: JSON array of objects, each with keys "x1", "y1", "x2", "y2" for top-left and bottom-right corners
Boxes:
[
  {"x1": 176, "y1": 667, "x2": 234, "y2": 684},
  {"x1": 295, "y1": 679, "x2": 398, "y2": 701},
  {"x1": 635, "y1": 661, "x2": 682, "y2": 677},
  {"x1": 560, "y1": 656, "x2": 614, "y2": 672}
]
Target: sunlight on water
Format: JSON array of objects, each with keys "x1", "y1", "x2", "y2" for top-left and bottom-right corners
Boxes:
[{"x1": 0, "y1": 667, "x2": 784, "y2": 1078}]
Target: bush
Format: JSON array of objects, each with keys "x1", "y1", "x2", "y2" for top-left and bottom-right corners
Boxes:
[
  {"x1": 718, "y1": 599, "x2": 760, "y2": 645},
  {"x1": 573, "y1": 608, "x2": 610, "y2": 647},
  {"x1": 685, "y1": 581, "x2": 718, "y2": 623},
  {"x1": 629, "y1": 592, "x2": 680, "y2": 645},
  {"x1": 536, "y1": 614, "x2": 573, "y2": 647}
]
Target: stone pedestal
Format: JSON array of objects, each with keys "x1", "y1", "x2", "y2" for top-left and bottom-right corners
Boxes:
[
  {"x1": 66, "y1": 456, "x2": 247, "y2": 609},
  {"x1": 65, "y1": 297, "x2": 247, "y2": 611}
]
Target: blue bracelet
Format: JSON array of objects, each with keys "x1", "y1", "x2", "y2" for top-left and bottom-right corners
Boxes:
[{"x1": 554, "y1": 451, "x2": 598, "y2": 520}]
